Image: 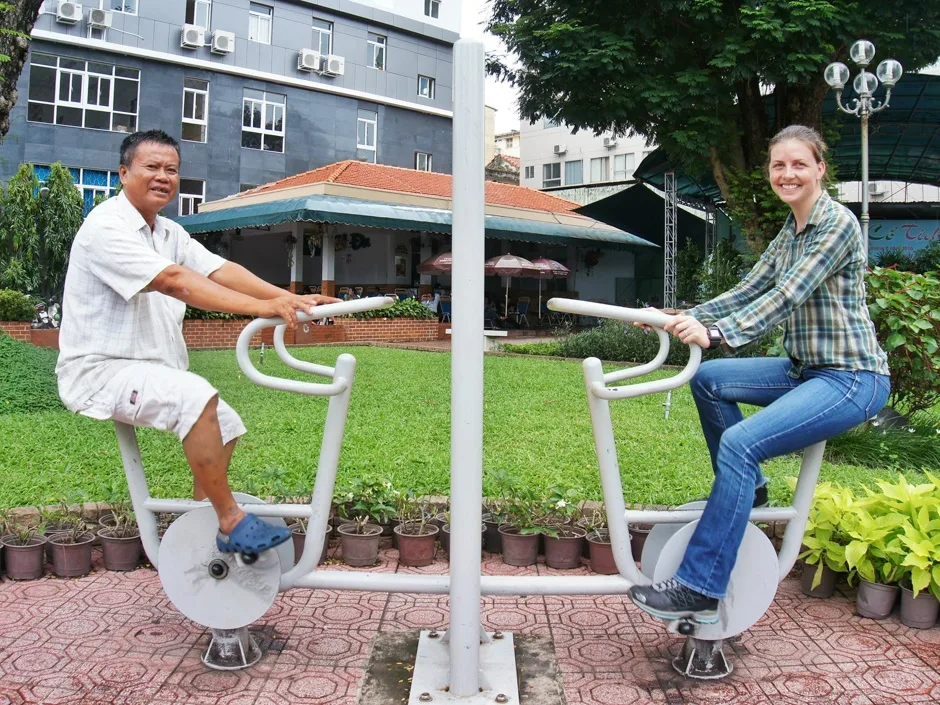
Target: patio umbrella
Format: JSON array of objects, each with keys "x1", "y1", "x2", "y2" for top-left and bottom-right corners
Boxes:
[
  {"x1": 484, "y1": 254, "x2": 539, "y2": 318},
  {"x1": 416, "y1": 251, "x2": 454, "y2": 275},
  {"x1": 529, "y1": 257, "x2": 570, "y2": 320}
]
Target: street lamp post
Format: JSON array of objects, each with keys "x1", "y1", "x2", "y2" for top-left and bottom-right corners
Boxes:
[{"x1": 824, "y1": 40, "x2": 902, "y2": 259}]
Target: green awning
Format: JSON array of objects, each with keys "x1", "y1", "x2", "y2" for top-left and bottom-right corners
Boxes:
[{"x1": 176, "y1": 194, "x2": 657, "y2": 250}]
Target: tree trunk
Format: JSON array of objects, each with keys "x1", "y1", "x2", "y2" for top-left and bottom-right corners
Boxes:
[
  {"x1": 0, "y1": 0, "x2": 45, "y2": 138},
  {"x1": 736, "y1": 78, "x2": 768, "y2": 171}
]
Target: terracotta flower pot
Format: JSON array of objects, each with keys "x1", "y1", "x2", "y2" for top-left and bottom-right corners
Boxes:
[
  {"x1": 855, "y1": 579, "x2": 899, "y2": 619},
  {"x1": 98, "y1": 530, "x2": 142, "y2": 571},
  {"x1": 899, "y1": 586, "x2": 940, "y2": 629},
  {"x1": 49, "y1": 532, "x2": 96, "y2": 578},
  {"x1": 482, "y1": 516, "x2": 502, "y2": 554},
  {"x1": 498, "y1": 525, "x2": 538, "y2": 567},
  {"x1": 586, "y1": 530, "x2": 617, "y2": 575},
  {"x1": 338, "y1": 523, "x2": 382, "y2": 567},
  {"x1": 291, "y1": 523, "x2": 331, "y2": 566},
  {"x1": 629, "y1": 523, "x2": 653, "y2": 562},
  {"x1": 440, "y1": 523, "x2": 486, "y2": 559},
  {"x1": 801, "y1": 562, "x2": 839, "y2": 598},
  {"x1": 544, "y1": 527, "x2": 587, "y2": 570},
  {"x1": 1, "y1": 535, "x2": 47, "y2": 580},
  {"x1": 394, "y1": 523, "x2": 439, "y2": 567}
]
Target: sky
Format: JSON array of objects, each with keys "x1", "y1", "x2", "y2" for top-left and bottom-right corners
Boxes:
[{"x1": 459, "y1": 0, "x2": 521, "y2": 133}]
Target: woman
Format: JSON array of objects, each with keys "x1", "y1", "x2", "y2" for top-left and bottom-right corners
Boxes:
[{"x1": 629, "y1": 125, "x2": 890, "y2": 624}]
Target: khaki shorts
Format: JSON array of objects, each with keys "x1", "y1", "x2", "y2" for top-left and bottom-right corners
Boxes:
[{"x1": 81, "y1": 362, "x2": 246, "y2": 445}]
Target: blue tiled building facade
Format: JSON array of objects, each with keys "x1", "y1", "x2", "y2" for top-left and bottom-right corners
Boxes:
[{"x1": 2, "y1": 0, "x2": 458, "y2": 215}]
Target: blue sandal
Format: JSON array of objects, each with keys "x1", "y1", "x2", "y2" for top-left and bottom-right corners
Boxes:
[{"x1": 216, "y1": 513, "x2": 291, "y2": 556}]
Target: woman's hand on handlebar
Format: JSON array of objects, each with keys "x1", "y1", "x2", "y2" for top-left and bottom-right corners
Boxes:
[{"x1": 664, "y1": 315, "x2": 708, "y2": 348}]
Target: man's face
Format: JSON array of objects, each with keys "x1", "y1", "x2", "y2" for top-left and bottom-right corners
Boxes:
[{"x1": 119, "y1": 142, "x2": 180, "y2": 216}]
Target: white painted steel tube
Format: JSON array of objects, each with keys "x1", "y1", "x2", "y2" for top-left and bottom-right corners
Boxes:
[
  {"x1": 114, "y1": 422, "x2": 162, "y2": 569},
  {"x1": 605, "y1": 328, "x2": 671, "y2": 384},
  {"x1": 449, "y1": 38, "x2": 486, "y2": 697},
  {"x1": 624, "y1": 507, "x2": 798, "y2": 525},
  {"x1": 591, "y1": 345, "x2": 701, "y2": 400},
  {"x1": 281, "y1": 354, "x2": 358, "y2": 589},
  {"x1": 273, "y1": 325, "x2": 335, "y2": 377},
  {"x1": 144, "y1": 498, "x2": 314, "y2": 518},
  {"x1": 777, "y1": 441, "x2": 826, "y2": 580},
  {"x1": 548, "y1": 297, "x2": 673, "y2": 328}
]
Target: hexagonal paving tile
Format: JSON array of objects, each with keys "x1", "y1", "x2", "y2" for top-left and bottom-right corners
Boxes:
[
  {"x1": 382, "y1": 595, "x2": 449, "y2": 631},
  {"x1": 544, "y1": 596, "x2": 634, "y2": 636},
  {"x1": 282, "y1": 628, "x2": 374, "y2": 668},
  {"x1": 482, "y1": 595, "x2": 550, "y2": 634}
]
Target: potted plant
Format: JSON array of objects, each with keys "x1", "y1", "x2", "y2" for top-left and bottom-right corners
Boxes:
[
  {"x1": 798, "y1": 482, "x2": 853, "y2": 597},
  {"x1": 393, "y1": 493, "x2": 439, "y2": 567},
  {"x1": 895, "y1": 482, "x2": 940, "y2": 629},
  {"x1": 40, "y1": 503, "x2": 75, "y2": 561},
  {"x1": 583, "y1": 508, "x2": 617, "y2": 575},
  {"x1": 338, "y1": 515, "x2": 383, "y2": 567},
  {"x1": 338, "y1": 477, "x2": 398, "y2": 537},
  {"x1": 497, "y1": 485, "x2": 550, "y2": 567},
  {"x1": 289, "y1": 517, "x2": 331, "y2": 566},
  {"x1": 542, "y1": 487, "x2": 586, "y2": 570},
  {"x1": 98, "y1": 504, "x2": 143, "y2": 571},
  {"x1": 49, "y1": 514, "x2": 96, "y2": 578},
  {"x1": 482, "y1": 498, "x2": 507, "y2": 554},
  {"x1": 843, "y1": 498, "x2": 905, "y2": 619},
  {"x1": 1, "y1": 520, "x2": 47, "y2": 580}
]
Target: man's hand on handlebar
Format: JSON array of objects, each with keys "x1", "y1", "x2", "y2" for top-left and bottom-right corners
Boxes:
[{"x1": 253, "y1": 293, "x2": 341, "y2": 329}]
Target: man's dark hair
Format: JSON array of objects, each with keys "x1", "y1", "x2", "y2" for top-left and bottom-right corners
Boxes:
[{"x1": 119, "y1": 130, "x2": 180, "y2": 168}]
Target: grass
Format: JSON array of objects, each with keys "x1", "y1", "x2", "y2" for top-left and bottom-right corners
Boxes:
[{"x1": 0, "y1": 345, "x2": 933, "y2": 509}]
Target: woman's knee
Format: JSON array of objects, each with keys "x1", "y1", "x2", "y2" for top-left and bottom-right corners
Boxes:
[{"x1": 690, "y1": 360, "x2": 726, "y2": 401}]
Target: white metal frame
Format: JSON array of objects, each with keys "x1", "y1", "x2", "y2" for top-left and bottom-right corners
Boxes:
[
  {"x1": 312, "y1": 18, "x2": 332, "y2": 55},
  {"x1": 664, "y1": 170, "x2": 677, "y2": 308},
  {"x1": 367, "y1": 33, "x2": 386, "y2": 70},
  {"x1": 248, "y1": 2, "x2": 272, "y2": 44},
  {"x1": 178, "y1": 178, "x2": 205, "y2": 216},
  {"x1": 241, "y1": 91, "x2": 285, "y2": 153},
  {"x1": 417, "y1": 74, "x2": 435, "y2": 99},
  {"x1": 181, "y1": 78, "x2": 209, "y2": 143}
]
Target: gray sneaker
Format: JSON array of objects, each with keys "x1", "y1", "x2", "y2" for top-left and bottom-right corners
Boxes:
[{"x1": 629, "y1": 578, "x2": 719, "y2": 624}]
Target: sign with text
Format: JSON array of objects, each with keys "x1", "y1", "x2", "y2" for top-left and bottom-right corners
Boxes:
[{"x1": 869, "y1": 220, "x2": 940, "y2": 256}]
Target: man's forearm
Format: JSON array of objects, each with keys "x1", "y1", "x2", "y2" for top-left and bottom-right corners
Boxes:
[
  {"x1": 152, "y1": 265, "x2": 263, "y2": 316},
  {"x1": 209, "y1": 262, "x2": 287, "y2": 300}
]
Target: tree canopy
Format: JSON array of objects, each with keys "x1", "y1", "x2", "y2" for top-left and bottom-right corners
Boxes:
[
  {"x1": 487, "y1": 1, "x2": 940, "y2": 248},
  {"x1": 0, "y1": 0, "x2": 44, "y2": 137}
]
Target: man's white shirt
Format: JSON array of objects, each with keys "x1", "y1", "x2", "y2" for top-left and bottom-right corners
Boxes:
[{"x1": 56, "y1": 191, "x2": 225, "y2": 416}]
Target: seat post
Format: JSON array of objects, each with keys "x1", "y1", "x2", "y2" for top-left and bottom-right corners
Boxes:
[
  {"x1": 777, "y1": 441, "x2": 827, "y2": 580},
  {"x1": 113, "y1": 421, "x2": 162, "y2": 568}
]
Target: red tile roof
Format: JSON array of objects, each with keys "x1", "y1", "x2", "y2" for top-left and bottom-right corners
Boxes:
[
  {"x1": 502, "y1": 155, "x2": 521, "y2": 169},
  {"x1": 237, "y1": 160, "x2": 580, "y2": 213}
]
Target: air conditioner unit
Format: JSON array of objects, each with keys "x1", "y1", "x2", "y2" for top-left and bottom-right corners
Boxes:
[
  {"x1": 297, "y1": 48, "x2": 322, "y2": 72},
  {"x1": 180, "y1": 24, "x2": 205, "y2": 49},
  {"x1": 603, "y1": 136, "x2": 618, "y2": 149},
  {"x1": 324, "y1": 54, "x2": 345, "y2": 76},
  {"x1": 553, "y1": 144, "x2": 567, "y2": 155},
  {"x1": 211, "y1": 30, "x2": 235, "y2": 54},
  {"x1": 868, "y1": 181, "x2": 886, "y2": 196},
  {"x1": 56, "y1": 1, "x2": 82, "y2": 24},
  {"x1": 87, "y1": 7, "x2": 111, "y2": 28}
]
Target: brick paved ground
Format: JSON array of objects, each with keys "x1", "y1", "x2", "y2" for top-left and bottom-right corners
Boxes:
[{"x1": 0, "y1": 545, "x2": 937, "y2": 705}]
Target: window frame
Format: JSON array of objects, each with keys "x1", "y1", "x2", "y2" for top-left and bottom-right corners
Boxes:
[
  {"x1": 357, "y1": 110, "x2": 377, "y2": 163},
  {"x1": 415, "y1": 152, "x2": 432, "y2": 172},
  {"x1": 110, "y1": 0, "x2": 138, "y2": 15},
  {"x1": 367, "y1": 33, "x2": 386, "y2": 70},
  {"x1": 424, "y1": 0, "x2": 440, "y2": 19},
  {"x1": 564, "y1": 159, "x2": 583, "y2": 186},
  {"x1": 590, "y1": 156, "x2": 610, "y2": 183},
  {"x1": 186, "y1": 0, "x2": 212, "y2": 32},
  {"x1": 181, "y1": 78, "x2": 209, "y2": 144},
  {"x1": 179, "y1": 178, "x2": 206, "y2": 216},
  {"x1": 312, "y1": 18, "x2": 333, "y2": 55},
  {"x1": 417, "y1": 75, "x2": 435, "y2": 100},
  {"x1": 241, "y1": 90, "x2": 286, "y2": 153},
  {"x1": 542, "y1": 162, "x2": 561, "y2": 188},
  {"x1": 612, "y1": 153, "x2": 635, "y2": 181},
  {"x1": 248, "y1": 2, "x2": 273, "y2": 44},
  {"x1": 524, "y1": 165, "x2": 534, "y2": 180},
  {"x1": 27, "y1": 53, "x2": 140, "y2": 133}
]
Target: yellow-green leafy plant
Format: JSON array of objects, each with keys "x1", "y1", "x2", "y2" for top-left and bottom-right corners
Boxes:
[
  {"x1": 797, "y1": 481, "x2": 855, "y2": 589},
  {"x1": 842, "y1": 501, "x2": 906, "y2": 586}
]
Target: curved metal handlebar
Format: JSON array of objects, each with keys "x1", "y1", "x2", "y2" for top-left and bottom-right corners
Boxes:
[
  {"x1": 547, "y1": 298, "x2": 702, "y2": 399},
  {"x1": 235, "y1": 296, "x2": 396, "y2": 396}
]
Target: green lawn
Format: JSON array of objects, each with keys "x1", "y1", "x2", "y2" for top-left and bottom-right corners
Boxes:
[{"x1": 0, "y1": 346, "x2": 927, "y2": 509}]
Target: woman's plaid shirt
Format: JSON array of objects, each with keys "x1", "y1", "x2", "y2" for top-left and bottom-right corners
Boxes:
[{"x1": 688, "y1": 192, "x2": 889, "y2": 376}]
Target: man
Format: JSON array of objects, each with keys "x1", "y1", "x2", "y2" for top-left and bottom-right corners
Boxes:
[{"x1": 56, "y1": 130, "x2": 337, "y2": 558}]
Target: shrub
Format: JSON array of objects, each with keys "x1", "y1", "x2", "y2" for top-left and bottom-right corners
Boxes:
[
  {"x1": 0, "y1": 289, "x2": 33, "y2": 321},
  {"x1": 914, "y1": 241, "x2": 940, "y2": 275},
  {"x1": 0, "y1": 333, "x2": 63, "y2": 415},
  {"x1": 500, "y1": 341, "x2": 561, "y2": 356},
  {"x1": 346, "y1": 298, "x2": 436, "y2": 320},
  {"x1": 184, "y1": 306, "x2": 249, "y2": 320},
  {"x1": 867, "y1": 267, "x2": 940, "y2": 417},
  {"x1": 874, "y1": 247, "x2": 918, "y2": 273}
]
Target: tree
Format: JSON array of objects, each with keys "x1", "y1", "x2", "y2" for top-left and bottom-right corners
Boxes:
[
  {"x1": 675, "y1": 239, "x2": 702, "y2": 305},
  {"x1": 0, "y1": 163, "x2": 84, "y2": 301},
  {"x1": 487, "y1": 1, "x2": 940, "y2": 252},
  {"x1": 0, "y1": 0, "x2": 44, "y2": 138}
]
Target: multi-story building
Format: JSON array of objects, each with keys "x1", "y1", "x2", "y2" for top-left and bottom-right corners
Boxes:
[
  {"x1": 493, "y1": 128, "x2": 518, "y2": 157},
  {"x1": 520, "y1": 118, "x2": 656, "y2": 203},
  {"x1": 2, "y1": 0, "x2": 461, "y2": 215}
]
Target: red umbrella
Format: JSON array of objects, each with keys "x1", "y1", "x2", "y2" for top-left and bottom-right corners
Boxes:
[
  {"x1": 484, "y1": 254, "x2": 539, "y2": 318},
  {"x1": 416, "y1": 252, "x2": 453, "y2": 275},
  {"x1": 530, "y1": 257, "x2": 570, "y2": 319}
]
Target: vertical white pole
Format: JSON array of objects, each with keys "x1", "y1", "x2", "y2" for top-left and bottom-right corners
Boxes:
[{"x1": 449, "y1": 38, "x2": 485, "y2": 697}]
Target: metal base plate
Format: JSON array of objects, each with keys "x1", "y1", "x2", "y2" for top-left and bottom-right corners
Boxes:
[
  {"x1": 158, "y1": 506, "x2": 281, "y2": 630},
  {"x1": 409, "y1": 630, "x2": 519, "y2": 705},
  {"x1": 672, "y1": 637, "x2": 733, "y2": 680},
  {"x1": 652, "y1": 520, "x2": 779, "y2": 640},
  {"x1": 202, "y1": 627, "x2": 263, "y2": 670}
]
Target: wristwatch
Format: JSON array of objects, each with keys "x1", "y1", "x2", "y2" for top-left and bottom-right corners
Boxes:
[{"x1": 707, "y1": 325, "x2": 724, "y2": 349}]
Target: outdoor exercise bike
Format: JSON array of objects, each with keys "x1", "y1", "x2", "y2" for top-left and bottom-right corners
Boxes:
[{"x1": 112, "y1": 293, "x2": 825, "y2": 684}]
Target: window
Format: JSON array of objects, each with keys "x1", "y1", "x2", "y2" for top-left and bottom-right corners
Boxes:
[
  {"x1": 248, "y1": 3, "x2": 272, "y2": 44},
  {"x1": 564, "y1": 160, "x2": 582, "y2": 186},
  {"x1": 27, "y1": 53, "x2": 139, "y2": 133},
  {"x1": 524, "y1": 165, "x2": 534, "y2": 180},
  {"x1": 542, "y1": 163, "x2": 561, "y2": 188},
  {"x1": 415, "y1": 152, "x2": 432, "y2": 171},
  {"x1": 368, "y1": 33, "x2": 386, "y2": 70},
  {"x1": 239, "y1": 183, "x2": 258, "y2": 192},
  {"x1": 613, "y1": 153, "x2": 635, "y2": 181},
  {"x1": 312, "y1": 18, "x2": 332, "y2": 55},
  {"x1": 179, "y1": 179, "x2": 205, "y2": 216},
  {"x1": 110, "y1": 0, "x2": 137, "y2": 14},
  {"x1": 181, "y1": 78, "x2": 208, "y2": 143},
  {"x1": 505, "y1": 137, "x2": 513, "y2": 148},
  {"x1": 35, "y1": 164, "x2": 120, "y2": 215},
  {"x1": 541, "y1": 116, "x2": 560, "y2": 129},
  {"x1": 417, "y1": 75, "x2": 435, "y2": 99},
  {"x1": 356, "y1": 109, "x2": 377, "y2": 162},
  {"x1": 241, "y1": 89, "x2": 285, "y2": 152},
  {"x1": 642, "y1": 149, "x2": 654, "y2": 160},
  {"x1": 424, "y1": 0, "x2": 439, "y2": 18},
  {"x1": 186, "y1": 0, "x2": 212, "y2": 31},
  {"x1": 590, "y1": 156, "x2": 609, "y2": 182}
]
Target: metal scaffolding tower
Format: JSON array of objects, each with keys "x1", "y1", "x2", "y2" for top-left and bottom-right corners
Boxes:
[
  {"x1": 704, "y1": 204, "x2": 717, "y2": 259},
  {"x1": 664, "y1": 170, "x2": 677, "y2": 308}
]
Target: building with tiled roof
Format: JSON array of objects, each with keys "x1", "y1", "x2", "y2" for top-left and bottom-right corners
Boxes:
[{"x1": 485, "y1": 154, "x2": 521, "y2": 186}]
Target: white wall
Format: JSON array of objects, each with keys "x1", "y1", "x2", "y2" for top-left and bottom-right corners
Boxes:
[
  {"x1": 367, "y1": 0, "x2": 462, "y2": 35},
  {"x1": 495, "y1": 130, "x2": 520, "y2": 158},
  {"x1": 837, "y1": 181, "x2": 940, "y2": 204},
  {"x1": 520, "y1": 120, "x2": 656, "y2": 191}
]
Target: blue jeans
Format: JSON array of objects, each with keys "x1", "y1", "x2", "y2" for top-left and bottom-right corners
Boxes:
[{"x1": 674, "y1": 357, "x2": 890, "y2": 599}]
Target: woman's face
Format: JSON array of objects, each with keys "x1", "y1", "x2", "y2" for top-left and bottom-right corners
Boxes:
[{"x1": 768, "y1": 139, "x2": 826, "y2": 211}]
